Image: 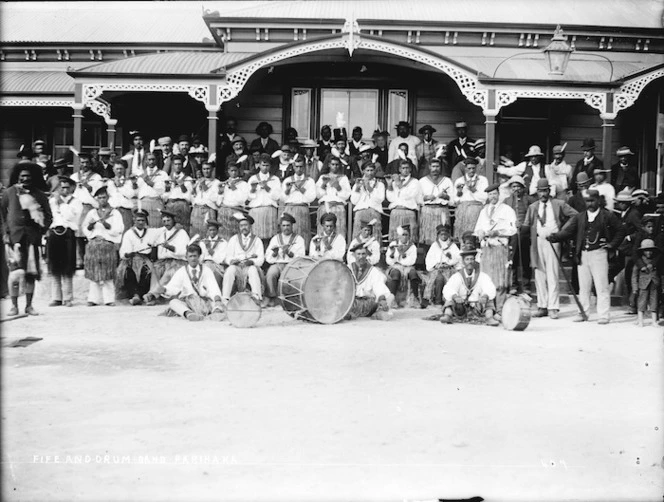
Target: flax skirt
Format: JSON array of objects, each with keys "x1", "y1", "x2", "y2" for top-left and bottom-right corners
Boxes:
[
  {"x1": 249, "y1": 206, "x2": 278, "y2": 239},
  {"x1": 116, "y1": 207, "x2": 134, "y2": 233},
  {"x1": 480, "y1": 244, "x2": 510, "y2": 290},
  {"x1": 388, "y1": 208, "x2": 418, "y2": 242},
  {"x1": 453, "y1": 201, "x2": 482, "y2": 239},
  {"x1": 190, "y1": 205, "x2": 218, "y2": 239},
  {"x1": 419, "y1": 204, "x2": 450, "y2": 244},
  {"x1": 352, "y1": 208, "x2": 383, "y2": 241},
  {"x1": 285, "y1": 204, "x2": 312, "y2": 248},
  {"x1": 165, "y1": 199, "x2": 192, "y2": 234},
  {"x1": 84, "y1": 237, "x2": 118, "y2": 282},
  {"x1": 139, "y1": 197, "x2": 164, "y2": 228},
  {"x1": 217, "y1": 206, "x2": 242, "y2": 240}
]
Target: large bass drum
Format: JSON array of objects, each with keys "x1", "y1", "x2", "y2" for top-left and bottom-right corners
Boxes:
[
  {"x1": 279, "y1": 257, "x2": 356, "y2": 324},
  {"x1": 501, "y1": 296, "x2": 531, "y2": 331}
]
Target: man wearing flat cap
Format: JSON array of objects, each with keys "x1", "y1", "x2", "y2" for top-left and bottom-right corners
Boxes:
[
  {"x1": 388, "y1": 121, "x2": 421, "y2": 166},
  {"x1": 116, "y1": 209, "x2": 156, "y2": 305},
  {"x1": 446, "y1": 121, "x2": 475, "y2": 169},
  {"x1": 548, "y1": 189, "x2": 625, "y2": 324},
  {"x1": 264, "y1": 212, "x2": 306, "y2": 307},
  {"x1": 571, "y1": 138, "x2": 604, "y2": 193},
  {"x1": 222, "y1": 212, "x2": 265, "y2": 305},
  {"x1": 611, "y1": 146, "x2": 640, "y2": 193},
  {"x1": 417, "y1": 125, "x2": 440, "y2": 169},
  {"x1": 346, "y1": 242, "x2": 393, "y2": 320},
  {"x1": 250, "y1": 122, "x2": 279, "y2": 157}
]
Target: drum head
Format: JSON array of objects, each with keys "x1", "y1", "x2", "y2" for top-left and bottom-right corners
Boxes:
[
  {"x1": 502, "y1": 296, "x2": 530, "y2": 331},
  {"x1": 226, "y1": 293, "x2": 262, "y2": 328},
  {"x1": 302, "y1": 259, "x2": 356, "y2": 324}
]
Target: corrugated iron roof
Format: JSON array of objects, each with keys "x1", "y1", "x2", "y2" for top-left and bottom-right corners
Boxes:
[
  {"x1": 76, "y1": 51, "x2": 252, "y2": 74},
  {"x1": 0, "y1": 70, "x2": 74, "y2": 95}
]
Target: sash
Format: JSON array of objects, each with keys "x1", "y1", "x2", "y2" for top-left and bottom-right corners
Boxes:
[
  {"x1": 160, "y1": 226, "x2": 182, "y2": 246},
  {"x1": 322, "y1": 232, "x2": 337, "y2": 250},
  {"x1": 436, "y1": 239, "x2": 454, "y2": 266},
  {"x1": 351, "y1": 263, "x2": 371, "y2": 284},
  {"x1": 185, "y1": 266, "x2": 204, "y2": 298},
  {"x1": 461, "y1": 270, "x2": 480, "y2": 298},
  {"x1": 238, "y1": 233, "x2": 257, "y2": 253}
]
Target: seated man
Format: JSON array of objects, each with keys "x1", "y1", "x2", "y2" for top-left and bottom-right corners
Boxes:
[
  {"x1": 424, "y1": 224, "x2": 461, "y2": 306},
  {"x1": 222, "y1": 212, "x2": 265, "y2": 304},
  {"x1": 385, "y1": 224, "x2": 423, "y2": 308},
  {"x1": 310, "y1": 212, "x2": 346, "y2": 261},
  {"x1": 199, "y1": 219, "x2": 227, "y2": 290},
  {"x1": 346, "y1": 218, "x2": 381, "y2": 265},
  {"x1": 151, "y1": 243, "x2": 225, "y2": 322},
  {"x1": 264, "y1": 212, "x2": 306, "y2": 307},
  {"x1": 440, "y1": 244, "x2": 500, "y2": 326},
  {"x1": 117, "y1": 209, "x2": 156, "y2": 305},
  {"x1": 346, "y1": 242, "x2": 394, "y2": 320},
  {"x1": 143, "y1": 209, "x2": 189, "y2": 305}
]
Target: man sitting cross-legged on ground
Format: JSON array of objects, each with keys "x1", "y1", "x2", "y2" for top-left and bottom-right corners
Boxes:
[
  {"x1": 264, "y1": 212, "x2": 306, "y2": 307},
  {"x1": 440, "y1": 244, "x2": 500, "y2": 326},
  {"x1": 150, "y1": 243, "x2": 225, "y2": 322},
  {"x1": 222, "y1": 212, "x2": 265, "y2": 305},
  {"x1": 116, "y1": 209, "x2": 156, "y2": 305},
  {"x1": 386, "y1": 224, "x2": 423, "y2": 308},
  {"x1": 346, "y1": 242, "x2": 394, "y2": 320},
  {"x1": 423, "y1": 223, "x2": 461, "y2": 306}
]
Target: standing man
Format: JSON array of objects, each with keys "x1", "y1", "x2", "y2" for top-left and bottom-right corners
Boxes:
[
  {"x1": 503, "y1": 175, "x2": 535, "y2": 294},
  {"x1": 571, "y1": 138, "x2": 603, "y2": 193},
  {"x1": 190, "y1": 161, "x2": 220, "y2": 238},
  {"x1": 96, "y1": 147, "x2": 115, "y2": 179},
  {"x1": 317, "y1": 125, "x2": 333, "y2": 159},
  {"x1": 250, "y1": 122, "x2": 279, "y2": 157},
  {"x1": 1, "y1": 165, "x2": 52, "y2": 315},
  {"x1": 157, "y1": 137, "x2": 174, "y2": 175},
  {"x1": 282, "y1": 157, "x2": 316, "y2": 248},
  {"x1": 135, "y1": 154, "x2": 168, "y2": 228},
  {"x1": 71, "y1": 151, "x2": 103, "y2": 268},
  {"x1": 589, "y1": 166, "x2": 616, "y2": 211},
  {"x1": 523, "y1": 179, "x2": 578, "y2": 319},
  {"x1": 452, "y1": 158, "x2": 488, "y2": 238},
  {"x1": 350, "y1": 163, "x2": 385, "y2": 241},
  {"x1": 300, "y1": 139, "x2": 322, "y2": 182},
  {"x1": 346, "y1": 243, "x2": 393, "y2": 320},
  {"x1": 417, "y1": 125, "x2": 440, "y2": 170},
  {"x1": 348, "y1": 126, "x2": 366, "y2": 157},
  {"x1": 222, "y1": 213, "x2": 265, "y2": 304},
  {"x1": 474, "y1": 183, "x2": 517, "y2": 311},
  {"x1": 47, "y1": 176, "x2": 82, "y2": 307},
  {"x1": 547, "y1": 189, "x2": 624, "y2": 324},
  {"x1": 264, "y1": 212, "x2": 306, "y2": 307},
  {"x1": 247, "y1": 154, "x2": 282, "y2": 249},
  {"x1": 388, "y1": 121, "x2": 421, "y2": 166},
  {"x1": 124, "y1": 131, "x2": 147, "y2": 177},
  {"x1": 418, "y1": 158, "x2": 453, "y2": 246},
  {"x1": 446, "y1": 121, "x2": 474, "y2": 168},
  {"x1": 116, "y1": 209, "x2": 156, "y2": 305},
  {"x1": 162, "y1": 155, "x2": 194, "y2": 234},
  {"x1": 371, "y1": 130, "x2": 390, "y2": 174},
  {"x1": 107, "y1": 159, "x2": 135, "y2": 231},
  {"x1": 316, "y1": 158, "x2": 351, "y2": 240},
  {"x1": 386, "y1": 161, "x2": 422, "y2": 242},
  {"x1": 546, "y1": 144, "x2": 573, "y2": 200},
  {"x1": 611, "y1": 146, "x2": 640, "y2": 192}
]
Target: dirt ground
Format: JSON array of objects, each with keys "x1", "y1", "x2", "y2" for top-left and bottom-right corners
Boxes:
[{"x1": 1, "y1": 276, "x2": 663, "y2": 502}]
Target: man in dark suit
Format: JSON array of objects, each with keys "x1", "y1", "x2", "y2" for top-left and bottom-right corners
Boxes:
[
  {"x1": 548, "y1": 189, "x2": 624, "y2": 324},
  {"x1": 250, "y1": 122, "x2": 279, "y2": 156},
  {"x1": 176, "y1": 134, "x2": 199, "y2": 178},
  {"x1": 96, "y1": 147, "x2": 114, "y2": 178},
  {"x1": 613, "y1": 189, "x2": 643, "y2": 313},
  {"x1": 446, "y1": 121, "x2": 475, "y2": 169},
  {"x1": 156, "y1": 137, "x2": 174, "y2": 175},
  {"x1": 611, "y1": 146, "x2": 640, "y2": 192},
  {"x1": 317, "y1": 125, "x2": 333, "y2": 159},
  {"x1": 218, "y1": 117, "x2": 238, "y2": 168},
  {"x1": 571, "y1": 138, "x2": 603, "y2": 193},
  {"x1": 1, "y1": 164, "x2": 53, "y2": 316},
  {"x1": 123, "y1": 131, "x2": 148, "y2": 177}
]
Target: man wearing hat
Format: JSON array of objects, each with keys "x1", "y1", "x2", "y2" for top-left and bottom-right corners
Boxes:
[
  {"x1": 547, "y1": 189, "x2": 624, "y2": 324},
  {"x1": 264, "y1": 212, "x2": 306, "y2": 307},
  {"x1": 348, "y1": 126, "x2": 367, "y2": 157},
  {"x1": 322, "y1": 135, "x2": 353, "y2": 178},
  {"x1": 346, "y1": 242, "x2": 393, "y2": 320},
  {"x1": 162, "y1": 155, "x2": 194, "y2": 234},
  {"x1": 250, "y1": 122, "x2": 279, "y2": 157},
  {"x1": 474, "y1": 183, "x2": 517, "y2": 311},
  {"x1": 199, "y1": 218, "x2": 227, "y2": 290},
  {"x1": 386, "y1": 224, "x2": 423, "y2": 308},
  {"x1": 142, "y1": 209, "x2": 190, "y2": 305},
  {"x1": 440, "y1": 244, "x2": 500, "y2": 326},
  {"x1": 300, "y1": 139, "x2": 323, "y2": 182},
  {"x1": 503, "y1": 175, "x2": 535, "y2": 293},
  {"x1": 310, "y1": 212, "x2": 346, "y2": 261},
  {"x1": 613, "y1": 188, "x2": 643, "y2": 312},
  {"x1": 317, "y1": 125, "x2": 334, "y2": 159},
  {"x1": 346, "y1": 218, "x2": 381, "y2": 265},
  {"x1": 631, "y1": 239, "x2": 661, "y2": 327},
  {"x1": 589, "y1": 166, "x2": 616, "y2": 211},
  {"x1": 122, "y1": 131, "x2": 147, "y2": 177},
  {"x1": 386, "y1": 159, "x2": 422, "y2": 242},
  {"x1": 71, "y1": 151, "x2": 103, "y2": 267},
  {"x1": 523, "y1": 179, "x2": 578, "y2": 319},
  {"x1": 353, "y1": 143, "x2": 375, "y2": 179},
  {"x1": 174, "y1": 135, "x2": 199, "y2": 178},
  {"x1": 95, "y1": 147, "x2": 114, "y2": 179},
  {"x1": 453, "y1": 157, "x2": 489, "y2": 238},
  {"x1": 218, "y1": 117, "x2": 239, "y2": 168},
  {"x1": 631, "y1": 189, "x2": 654, "y2": 217},
  {"x1": 189, "y1": 161, "x2": 220, "y2": 238},
  {"x1": 272, "y1": 145, "x2": 295, "y2": 181},
  {"x1": 571, "y1": 138, "x2": 604, "y2": 193},
  {"x1": 47, "y1": 176, "x2": 83, "y2": 307},
  {"x1": 611, "y1": 147, "x2": 640, "y2": 192},
  {"x1": 81, "y1": 186, "x2": 123, "y2": 306},
  {"x1": 316, "y1": 158, "x2": 352, "y2": 240},
  {"x1": 388, "y1": 121, "x2": 421, "y2": 166},
  {"x1": 424, "y1": 223, "x2": 461, "y2": 306},
  {"x1": 417, "y1": 125, "x2": 440, "y2": 168},
  {"x1": 46, "y1": 158, "x2": 69, "y2": 194},
  {"x1": 446, "y1": 121, "x2": 475, "y2": 169},
  {"x1": 281, "y1": 156, "x2": 317, "y2": 248},
  {"x1": 545, "y1": 144, "x2": 573, "y2": 200},
  {"x1": 350, "y1": 163, "x2": 385, "y2": 241},
  {"x1": 385, "y1": 143, "x2": 417, "y2": 178},
  {"x1": 419, "y1": 157, "x2": 453, "y2": 246},
  {"x1": 248, "y1": 154, "x2": 282, "y2": 249},
  {"x1": 371, "y1": 130, "x2": 390, "y2": 172},
  {"x1": 214, "y1": 163, "x2": 250, "y2": 240},
  {"x1": 222, "y1": 212, "x2": 265, "y2": 304},
  {"x1": 156, "y1": 137, "x2": 174, "y2": 174},
  {"x1": 224, "y1": 136, "x2": 250, "y2": 179},
  {"x1": 116, "y1": 209, "x2": 156, "y2": 305}
]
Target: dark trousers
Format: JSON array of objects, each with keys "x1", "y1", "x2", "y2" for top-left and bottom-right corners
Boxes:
[
  {"x1": 510, "y1": 228, "x2": 531, "y2": 290},
  {"x1": 125, "y1": 267, "x2": 151, "y2": 298},
  {"x1": 386, "y1": 268, "x2": 421, "y2": 296}
]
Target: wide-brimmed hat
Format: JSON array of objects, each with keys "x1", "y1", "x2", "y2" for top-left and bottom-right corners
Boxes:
[
  {"x1": 189, "y1": 145, "x2": 207, "y2": 155},
  {"x1": 418, "y1": 125, "x2": 436, "y2": 134},
  {"x1": 459, "y1": 245, "x2": 479, "y2": 257},
  {"x1": 581, "y1": 138, "x2": 596, "y2": 150},
  {"x1": 454, "y1": 121, "x2": 468, "y2": 129},
  {"x1": 614, "y1": 188, "x2": 634, "y2": 203},
  {"x1": 616, "y1": 146, "x2": 634, "y2": 157},
  {"x1": 593, "y1": 167, "x2": 611, "y2": 174},
  {"x1": 98, "y1": 147, "x2": 113, "y2": 156},
  {"x1": 524, "y1": 145, "x2": 544, "y2": 158},
  {"x1": 508, "y1": 175, "x2": 526, "y2": 187},
  {"x1": 638, "y1": 239, "x2": 658, "y2": 253},
  {"x1": 300, "y1": 139, "x2": 317, "y2": 148}
]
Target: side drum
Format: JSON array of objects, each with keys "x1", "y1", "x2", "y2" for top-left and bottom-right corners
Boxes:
[
  {"x1": 502, "y1": 296, "x2": 531, "y2": 331},
  {"x1": 278, "y1": 257, "x2": 356, "y2": 324},
  {"x1": 226, "y1": 292, "x2": 262, "y2": 328}
]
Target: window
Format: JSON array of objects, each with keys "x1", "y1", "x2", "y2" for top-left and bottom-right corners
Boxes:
[
  {"x1": 290, "y1": 88, "x2": 312, "y2": 140},
  {"x1": 320, "y1": 89, "x2": 378, "y2": 140},
  {"x1": 388, "y1": 89, "x2": 408, "y2": 131},
  {"x1": 53, "y1": 121, "x2": 103, "y2": 160}
]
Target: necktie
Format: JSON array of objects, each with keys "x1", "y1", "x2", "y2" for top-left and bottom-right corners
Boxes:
[
  {"x1": 466, "y1": 273, "x2": 473, "y2": 290},
  {"x1": 191, "y1": 268, "x2": 199, "y2": 284},
  {"x1": 539, "y1": 165, "x2": 545, "y2": 178},
  {"x1": 541, "y1": 201, "x2": 547, "y2": 225}
]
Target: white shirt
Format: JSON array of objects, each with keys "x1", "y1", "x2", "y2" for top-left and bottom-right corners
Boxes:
[
  {"x1": 350, "y1": 178, "x2": 385, "y2": 212},
  {"x1": 225, "y1": 233, "x2": 265, "y2": 267},
  {"x1": 265, "y1": 233, "x2": 306, "y2": 264},
  {"x1": 119, "y1": 227, "x2": 157, "y2": 258},
  {"x1": 316, "y1": 174, "x2": 351, "y2": 203},
  {"x1": 217, "y1": 179, "x2": 250, "y2": 208},
  {"x1": 497, "y1": 160, "x2": 528, "y2": 178},
  {"x1": 49, "y1": 194, "x2": 83, "y2": 231},
  {"x1": 137, "y1": 168, "x2": 169, "y2": 199},
  {"x1": 247, "y1": 173, "x2": 282, "y2": 208},
  {"x1": 163, "y1": 264, "x2": 222, "y2": 300},
  {"x1": 589, "y1": 182, "x2": 615, "y2": 211},
  {"x1": 587, "y1": 207, "x2": 600, "y2": 223},
  {"x1": 352, "y1": 264, "x2": 391, "y2": 299},
  {"x1": 535, "y1": 199, "x2": 559, "y2": 238},
  {"x1": 200, "y1": 236, "x2": 227, "y2": 264},
  {"x1": 546, "y1": 160, "x2": 573, "y2": 193},
  {"x1": 281, "y1": 175, "x2": 317, "y2": 205},
  {"x1": 386, "y1": 241, "x2": 417, "y2": 267},
  {"x1": 154, "y1": 226, "x2": 189, "y2": 260},
  {"x1": 388, "y1": 134, "x2": 421, "y2": 164},
  {"x1": 425, "y1": 239, "x2": 461, "y2": 272},
  {"x1": 71, "y1": 170, "x2": 103, "y2": 207},
  {"x1": 162, "y1": 173, "x2": 194, "y2": 202},
  {"x1": 107, "y1": 178, "x2": 135, "y2": 209},
  {"x1": 81, "y1": 207, "x2": 124, "y2": 244},
  {"x1": 346, "y1": 236, "x2": 381, "y2": 265},
  {"x1": 386, "y1": 176, "x2": 423, "y2": 210},
  {"x1": 474, "y1": 202, "x2": 517, "y2": 247},
  {"x1": 453, "y1": 175, "x2": 489, "y2": 204},
  {"x1": 193, "y1": 178, "x2": 221, "y2": 208},
  {"x1": 309, "y1": 232, "x2": 346, "y2": 261},
  {"x1": 443, "y1": 268, "x2": 497, "y2": 302},
  {"x1": 419, "y1": 176, "x2": 454, "y2": 205}
]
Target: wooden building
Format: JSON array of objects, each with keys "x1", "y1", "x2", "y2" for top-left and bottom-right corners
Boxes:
[{"x1": 1, "y1": 1, "x2": 663, "y2": 191}]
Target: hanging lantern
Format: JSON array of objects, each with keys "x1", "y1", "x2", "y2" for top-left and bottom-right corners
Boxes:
[{"x1": 544, "y1": 25, "x2": 573, "y2": 76}]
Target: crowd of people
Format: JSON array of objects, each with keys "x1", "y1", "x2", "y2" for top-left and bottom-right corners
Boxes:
[{"x1": 2, "y1": 118, "x2": 663, "y2": 327}]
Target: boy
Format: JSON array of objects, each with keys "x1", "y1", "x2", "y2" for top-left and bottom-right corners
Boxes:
[{"x1": 631, "y1": 239, "x2": 661, "y2": 327}]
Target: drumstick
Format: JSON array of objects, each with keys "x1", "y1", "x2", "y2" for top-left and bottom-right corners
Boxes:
[{"x1": 549, "y1": 241, "x2": 588, "y2": 321}]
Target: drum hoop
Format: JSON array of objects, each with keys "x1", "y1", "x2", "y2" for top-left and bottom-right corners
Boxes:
[
  {"x1": 300, "y1": 258, "x2": 355, "y2": 323},
  {"x1": 226, "y1": 292, "x2": 262, "y2": 328}
]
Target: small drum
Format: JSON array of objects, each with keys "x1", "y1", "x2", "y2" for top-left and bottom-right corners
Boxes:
[
  {"x1": 226, "y1": 292, "x2": 262, "y2": 328},
  {"x1": 279, "y1": 257, "x2": 356, "y2": 324},
  {"x1": 502, "y1": 296, "x2": 531, "y2": 331}
]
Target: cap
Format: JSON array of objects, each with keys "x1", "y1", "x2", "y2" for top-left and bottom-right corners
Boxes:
[
  {"x1": 485, "y1": 183, "x2": 500, "y2": 193},
  {"x1": 159, "y1": 209, "x2": 177, "y2": 219},
  {"x1": 459, "y1": 244, "x2": 479, "y2": 256},
  {"x1": 206, "y1": 219, "x2": 221, "y2": 228},
  {"x1": 233, "y1": 211, "x2": 254, "y2": 225},
  {"x1": 93, "y1": 185, "x2": 108, "y2": 197},
  {"x1": 133, "y1": 209, "x2": 149, "y2": 219},
  {"x1": 280, "y1": 212, "x2": 296, "y2": 224},
  {"x1": 436, "y1": 223, "x2": 451, "y2": 234}
]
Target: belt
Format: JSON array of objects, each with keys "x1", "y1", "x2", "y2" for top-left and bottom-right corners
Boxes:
[
  {"x1": 286, "y1": 203, "x2": 309, "y2": 207},
  {"x1": 393, "y1": 206, "x2": 416, "y2": 211}
]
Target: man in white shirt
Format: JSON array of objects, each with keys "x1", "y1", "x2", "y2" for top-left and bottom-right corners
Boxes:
[
  {"x1": 386, "y1": 161, "x2": 423, "y2": 242},
  {"x1": 453, "y1": 158, "x2": 488, "y2": 238},
  {"x1": 222, "y1": 212, "x2": 265, "y2": 304},
  {"x1": 163, "y1": 155, "x2": 194, "y2": 233},
  {"x1": 385, "y1": 224, "x2": 422, "y2": 308},
  {"x1": 440, "y1": 245, "x2": 500, "y2": 326},
  {"x1": 419, "y1": 158, "x2": 453, "y2": 246},
  {"x1": 282, "y1": 157, "x2": 317, "y2": 248},
  {"x1": 316, "y1": 157, "x2": 351, "y2": 239},
  {"x1": 546, "y1": 144, "x2": 573, "y2": 200},
  {"x1": 107, "y1": 160, "x2": 135, "y2": 231},
  {"x1": 248, "y1": 154, "x2": 282, "y2": 249},
  {"x1": 350, "y1": 163, "x2": 385, "y2": 241},
  {"x1": 388, "y1": 121, "x2": 421, "y2": 165},
  {"x1": 474, "y1": 183, "x2": 517, "y2": 311},
  {"x1": 264, "y1": 212, "x2": 306, "y2": 307},
  {"x1": 123, "y1": 131, "x2": 147, "y2": 177},
  {"x1": 47, "y1": 176, "x2": 83, "y2": 307},
  {"x1": 134, "y1": 156, "x2": 168, "y2": 228},
  {"x1": 190, "y1": 161, "x2": 220, "y2": 238},
  {"x1": 589, "y1": 167, "x2": 616, "y2": 212},
  {"x1": 423, "y1": 223, "x2": 461, "y2": 306},
  {"x1": 151, "y1": 243, "x2": 224, "y2": 322},
  {"x1": 72, "y1": 151, "x2": 103, "y2": 268},
  {"x1": 199, "y1": 219, "x2": 227, "y2": 289},
  {"x1": 215, "y1": 164, "x2": 250, "y2": 240},
  {"x1": 82, "y1": 186, "x2": 124, "y2": 306},
  {"x1": 346, "y1": 243, "x2": 393, "y2": 320},
  {"x1": 310, "y1": 212, "x2": 346, "y2": 261},
  {"x1": 346, "y1": 219, "x2": 381, "y2": 265},
  {"x1": 117, "y1": 209, "x2": 156, "y2": 305}
]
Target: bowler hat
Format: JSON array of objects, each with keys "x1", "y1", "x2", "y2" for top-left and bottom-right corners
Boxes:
[
  {"x1": 576, "y1": 172, "x2": 591, "y2": 186},
  {"x1": 535, "y1": 178, "x2": 551, "y2": 191},
  {"x1": 177, "y1": 134, "x2": 191, "y2": 144},
  {"x1": 581, "y1": 138, "x2": 596, "y2": 150}
]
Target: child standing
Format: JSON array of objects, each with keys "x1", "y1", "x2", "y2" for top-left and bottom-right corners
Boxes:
[{"x1": 631, "y1": 239, "x2": 661, "y2": 327}]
